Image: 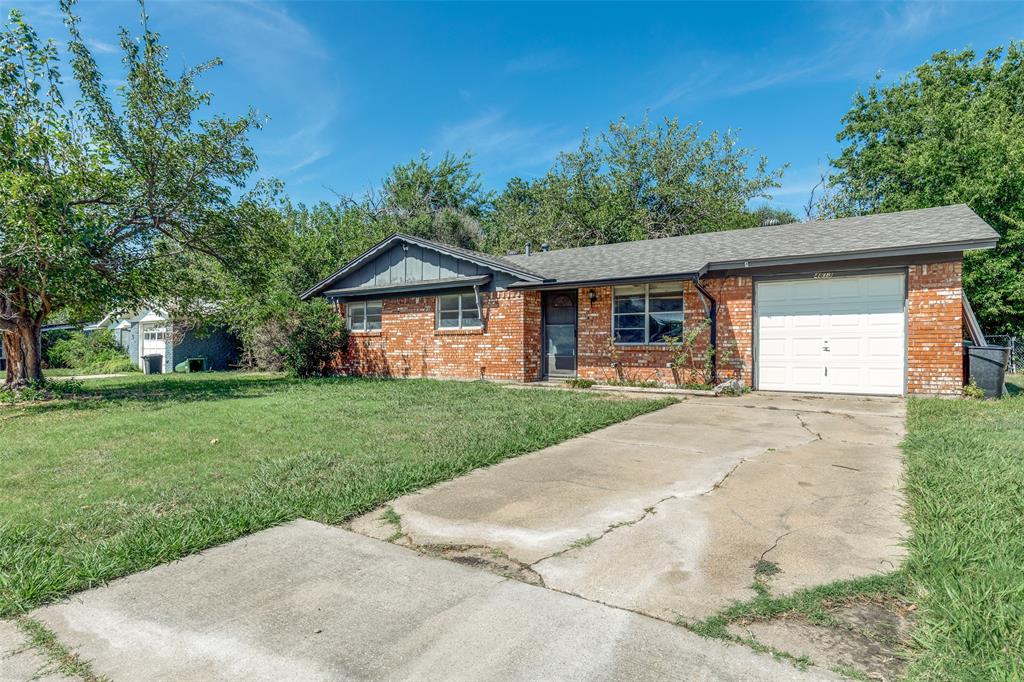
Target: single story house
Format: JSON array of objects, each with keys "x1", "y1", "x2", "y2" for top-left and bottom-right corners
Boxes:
[
  {"x1": 300, "y1": 204, "x2": 999, "y2": 396},
  {"x1": 89, "y1": 308, "x2": 239, "y2": 374}
]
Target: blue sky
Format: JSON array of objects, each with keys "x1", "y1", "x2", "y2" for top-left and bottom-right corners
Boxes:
[{"x1": 6, "y1": 1, "x2": 1023, "y2": 215}]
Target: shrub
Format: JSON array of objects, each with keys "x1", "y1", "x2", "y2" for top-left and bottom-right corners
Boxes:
[
  {"x1": 963, "y1": 378, "x2": 986, "y2": 399},
  {"x1": 662, "y1": 320, "x2": 734, "y2": 388},
  {"x1": 277, "y1": 299, "x2": 348, "y2": 378},
  {"x1": 565, "y1": 378, "x2": 595, "y2": 389},
  {"x1": 46, "y1": 331, "x2": 138, "y2": 374},
  {"x1": 242, "y1": 317, "x2": 290, "y2": 371}
]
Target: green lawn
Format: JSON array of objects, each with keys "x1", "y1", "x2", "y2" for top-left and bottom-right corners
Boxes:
[
  {"x1": 900, "y1": 375, "x2": 1024, "y2": 679},
  {"x1": 0, "y1": 372, "x2": 671, "y2": 616}
]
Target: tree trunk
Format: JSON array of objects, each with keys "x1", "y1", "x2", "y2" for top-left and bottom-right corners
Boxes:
[{"x1": 2, "y1": 321, "x2": 43, "y2": 389}]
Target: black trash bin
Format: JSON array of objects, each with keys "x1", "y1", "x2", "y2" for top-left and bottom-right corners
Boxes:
[
  {"x1": 965, "y1": 345, "x2": 1009, "y2": 398},
  {"x1": 142, "y1": 354, "x2": 164, "y2": 375}
]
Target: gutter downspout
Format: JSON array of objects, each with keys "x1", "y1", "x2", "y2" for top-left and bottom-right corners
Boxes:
[{"x1": 690, "y1": 276, "x2": 718, "y2": 384}]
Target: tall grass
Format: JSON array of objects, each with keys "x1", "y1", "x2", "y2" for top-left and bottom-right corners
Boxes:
[{"x1": 901, "y1": 394, "x2": 1024, "y2": 679}]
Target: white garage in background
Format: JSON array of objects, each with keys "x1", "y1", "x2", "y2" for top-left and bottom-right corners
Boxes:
[{"x1": 755, "y1": 273, "x2": 906, "y2": 395}]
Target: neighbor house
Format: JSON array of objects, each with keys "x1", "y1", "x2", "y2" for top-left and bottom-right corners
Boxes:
[
  {"x1": 89, "y1": 308, "x2": 239, "y2": 374},
  {"x1": 300, "y1": 204, "x2": 999, "y2": 396}
]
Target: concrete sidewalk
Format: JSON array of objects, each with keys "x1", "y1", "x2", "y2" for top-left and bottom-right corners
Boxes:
[{"x1": 31, "y1": 521, "x2": 833, "y2": 681}]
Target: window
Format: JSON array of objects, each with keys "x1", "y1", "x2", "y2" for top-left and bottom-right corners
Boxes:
[
  {"x1": 437, "y1": 292, "x2": 482, "y2": 329},
  {"x1": 346, "y1": 300, "x2": 382, "y2": 331},
  {"x1": 143, "y1": 327, "x2": 167, "y2": 341},
  {"x1": 613, "y1": 283, "x2": 684, "y2": 344}
]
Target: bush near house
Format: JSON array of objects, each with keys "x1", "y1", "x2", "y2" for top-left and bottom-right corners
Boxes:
[
  {"x1": 45, "y1": 331, "x2": 137, "y2": 375},
  {"x1": 277, "y1": 299, "x2": 348, "y2": 378}
]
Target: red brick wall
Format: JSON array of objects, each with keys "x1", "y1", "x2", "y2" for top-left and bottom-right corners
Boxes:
[
  {"x1": 335, "y1": 290, "x2": 541, "y2": 382},
  {"x1": 576, "y1": 277, "x2": 753, "y2": 386},
  {"x1": 907, "y1": 259, "x2": 964, "y2": 395},
  {"x1": 333, "y1": 260, "x2": 964, "y2": 395}
]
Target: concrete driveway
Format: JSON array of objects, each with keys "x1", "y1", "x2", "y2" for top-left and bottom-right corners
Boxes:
[{"x1": 354, "y1": 391, "x2": 908, "y2": 621}]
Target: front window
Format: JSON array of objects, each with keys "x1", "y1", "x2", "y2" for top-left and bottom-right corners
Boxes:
[
  {"x1": 613, "y1": 283, "x2": 684, "y2": 344},
  {"x1": 346, "y1": 300, "x2": 382, "y2": 331},
  {"x1": 437, "y1": 293, "x2": 482, "y2": 329}
]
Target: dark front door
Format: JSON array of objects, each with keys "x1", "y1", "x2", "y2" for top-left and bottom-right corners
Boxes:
[{"x1": 543, "y1": 291, "x2": 577, "y2": 377}]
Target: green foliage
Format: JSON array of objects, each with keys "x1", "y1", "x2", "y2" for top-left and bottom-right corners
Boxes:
[
  {"x1": 214, "y1": 155, "x2": 492, "y2": 365},
  {"x1": 826, "y1": 43, "x2": 1024, "y2": 335},
  {"x1": 963, "y1": 378, "x2": 986, "y2": 400},
  {"x1": 379, "y1": 151, "x2": 491, "y2": 249},
  {"x1": 662, "y1": 319, "x2": 733, "y2": 388},
  {"x1": 565, "y1": 378, "x2": 596, "y2": 389},
  {"x1": 663, "y1": 319, "x2": 716, "y2": 386},
  {"x1": 482, "y1": 116, "x2": 788, "y2": 254},
  {"x1": 0, "y1": 2, "x2": 263, "y2": 386},
  {"x1": 46, "y1": 330, "x2": 135, "y2": 374},
  {"x1": 277, "y1": 299, "x2": 348, "y2": 378}
]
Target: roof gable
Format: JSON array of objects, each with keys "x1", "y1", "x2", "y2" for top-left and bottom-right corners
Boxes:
[{"x1": 300, "y1": 233, "x2": 545, "y2": 300}]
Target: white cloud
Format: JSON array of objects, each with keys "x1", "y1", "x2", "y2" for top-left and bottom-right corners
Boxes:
[
  {"x1": 438, "y1": 110, "x2": 574, "y2": 175},
  {"x1": 505, "y1": 48, "x2": 571, "y2": 74},
  {"x1": 87, "y1": 38, "x2": 118, "y2": 55},
  {"x1": 646, "y1": 2, "x2": 976, "y2": 111}
]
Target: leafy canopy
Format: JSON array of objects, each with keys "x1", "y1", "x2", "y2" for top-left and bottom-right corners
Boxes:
[
  {"x1": 826, "y1": 44, "x2": 1024, "y2": 335},
  {"x1": 482, "y1": 116, "x2": 788, "y2": 254}
]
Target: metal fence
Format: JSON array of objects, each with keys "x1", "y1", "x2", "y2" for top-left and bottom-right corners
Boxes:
[{"x1": 985, "y1": 335, "x2": 1023, "y2": 374}]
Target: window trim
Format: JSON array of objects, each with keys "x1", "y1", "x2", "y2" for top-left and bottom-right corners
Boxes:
[
  {"x1": 436, "y1": 292, "x2": 483, "y2": 330},
  {"x1": 346, "y1": 300, "x2": 382, "y2": 332},
  {"x1": 611, "y1": 283, "x2": 684, "y2": 346}
]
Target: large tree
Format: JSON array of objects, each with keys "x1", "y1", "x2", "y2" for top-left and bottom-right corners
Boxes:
[
  {"x1": 0, "y1": 2, "x2": 261, "y2": 387},
  {"x1": 482, "y1": 116, "x2": 787, "y2": 254},
  {"x1": 825, "y1": 44, "x2": 1024, "y2": 336}
]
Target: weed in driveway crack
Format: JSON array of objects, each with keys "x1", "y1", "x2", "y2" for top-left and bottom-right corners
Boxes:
[
  {"x1": 380, "y1": 507, "x2": 405, "y2": 543},
  {"x1": 795, "y1": 413, "x2": 823, "y2": 440},
  {"x1": 16, "y1": 616, "x2": 105, "y2": 681},
  {"x1": 534, "y1": 498, "x2": 673, "y2": 565}
]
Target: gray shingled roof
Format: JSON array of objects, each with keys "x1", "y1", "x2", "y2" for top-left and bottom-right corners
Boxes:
[{"x1": 503, "y1": 204, "x2": 998, "y2": 284}]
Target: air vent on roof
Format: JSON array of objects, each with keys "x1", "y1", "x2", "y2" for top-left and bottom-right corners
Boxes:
[{"x1": 760, "y1": 217, "x2": 783, "y2": 227}]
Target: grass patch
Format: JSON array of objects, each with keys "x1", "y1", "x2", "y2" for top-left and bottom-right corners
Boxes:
[
  {"x1": 831, "y1": 664, "x2": 870, "y2": 681},
  {"x1": 16, "y1": 616, "x2": 104, "y2": 681},
  {"x1": 900, "y1": 390, "x2": 1024, "y2": 679},
  {"x1": 381, "y1": 507, "x2": 404, "y2": 542},
  {"x1": 0, "y1": 372, "x2": 671, "y2": 616},
  {"x1": 685, "y1": 572, "x2": 908, "y2": 639}
]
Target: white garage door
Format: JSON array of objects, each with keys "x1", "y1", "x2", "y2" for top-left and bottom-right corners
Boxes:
[{"x1": 756, "y1": 273, "x2": 905, "y2": 395}]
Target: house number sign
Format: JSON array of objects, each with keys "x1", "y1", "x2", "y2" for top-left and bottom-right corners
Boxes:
[{"x1": 813, "y1": 272, "x2": 834, "y2": 279}]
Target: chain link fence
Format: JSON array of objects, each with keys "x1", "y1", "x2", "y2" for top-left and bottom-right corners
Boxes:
[{"x1": 984, "y1": 335, "x2": 1022, "y2": 374}]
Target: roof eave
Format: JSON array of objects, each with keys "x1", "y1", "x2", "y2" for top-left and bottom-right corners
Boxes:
[
  {"x1": 705, "y1": 238, "x2": 998, "y2": 272},
  {"x1": 323, "y1": 274, "x2": 492, "y2": 299},
  {"x1": 507, "y1": 268, "x2": 707, "y2": 291}
]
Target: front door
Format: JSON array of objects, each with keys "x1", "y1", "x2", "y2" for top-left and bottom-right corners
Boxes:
[{"x1": 543, "y1": 291, "x2": 577, "y2": 377}]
